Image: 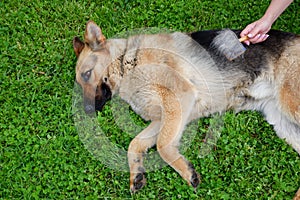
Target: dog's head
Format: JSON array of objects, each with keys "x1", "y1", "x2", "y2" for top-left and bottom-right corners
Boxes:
[{"x1": 73, "y1": 21, "x2": 117, "y2": 114}]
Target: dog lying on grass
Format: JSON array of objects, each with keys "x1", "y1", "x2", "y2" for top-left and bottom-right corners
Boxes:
[{"x1": 73, "y1": 21, "x2": 300, "y2": 198}]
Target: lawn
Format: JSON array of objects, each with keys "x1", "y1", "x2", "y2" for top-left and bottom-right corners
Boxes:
[{"x1": 1, "y1": 0, "x2": 299, "y2": 199}]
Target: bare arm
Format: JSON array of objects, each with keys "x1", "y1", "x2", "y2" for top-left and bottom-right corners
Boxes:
[
  {"x1": 240, "y1": 0, "x2": 294, "y2": 45},
  {"x1": 263, "y1": 0, "x2": 293, "y2": 23}
]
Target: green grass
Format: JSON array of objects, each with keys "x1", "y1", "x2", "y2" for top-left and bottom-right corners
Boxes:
[{"x1": 1, "y1": 0, "x2": 300, "y2": 199}]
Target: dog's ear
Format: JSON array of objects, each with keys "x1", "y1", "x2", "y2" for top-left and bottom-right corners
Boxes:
[
  {"x1": 84, "y1": 20, "x2": 106, "y2": 50},
  {"x1": 73, "y1": 37, "x2": 85, "y2": 58}
]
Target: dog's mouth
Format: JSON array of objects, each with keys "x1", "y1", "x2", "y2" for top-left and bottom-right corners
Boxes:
[
  {"x1": 84, "y1": 83, "x2": 112, "y2": 114},
  {"x1": 95, "y1": 82, "x2": 112, "y2": 112}
]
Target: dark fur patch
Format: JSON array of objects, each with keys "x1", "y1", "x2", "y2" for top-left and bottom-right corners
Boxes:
[{"x1": 190, "y1": 30, "x2": 296, "y2": 80}]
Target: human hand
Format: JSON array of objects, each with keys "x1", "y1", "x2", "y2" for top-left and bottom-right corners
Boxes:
[{"x1": 240, "y1": 17, "x2": 272, "y2": 45}]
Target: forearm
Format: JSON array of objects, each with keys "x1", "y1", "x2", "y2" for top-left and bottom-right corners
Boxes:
[{"x1": 262, "y1": 0, "x2": 294, "y2": 23}]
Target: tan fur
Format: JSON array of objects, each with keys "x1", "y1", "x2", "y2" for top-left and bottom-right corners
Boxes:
[
  {"x1": 277, "y1": 40, "x2": 300, "y2": 124},
  {"x1": 74, "y1": 21, "x2": 300, "y2": 196},
  {"x1": 294, "y1": 188, "x2": 300, "y2": 200}
]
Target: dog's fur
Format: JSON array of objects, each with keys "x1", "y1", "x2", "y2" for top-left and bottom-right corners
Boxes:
[{"x1": 73, "y1": 21, "x2": 300, "y2": 197}]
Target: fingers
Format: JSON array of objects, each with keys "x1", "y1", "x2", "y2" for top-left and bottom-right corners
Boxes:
[
  {"x1": 248, "y1": 33, "x2": 269, "y2": 44},
  {"x1": 246, "y1": 26, "x2": 262, "y2": 40},
  {"x1": 242, "y1": 34, "x2": 269, "y2": 45}
]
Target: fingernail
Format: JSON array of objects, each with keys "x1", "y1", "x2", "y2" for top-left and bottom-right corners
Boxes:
[
  {"x1": 262, "y1": 34, "x2": 269, "y2": 41},
  {"x1": 245, "y1": 41, "x2": 250, "y2": 46},
  {"x1": 248, "y1": 33, "x2": 253, "y2": 38}
]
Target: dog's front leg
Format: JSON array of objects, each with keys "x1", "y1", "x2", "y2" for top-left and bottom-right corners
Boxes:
[
  {"x1": 294, "y1": 187, "x2": 300, "y2": 200},
  {"x1": 128, "y1": 121, "x2": 160, "y2": 192},
  {"x1": 156, "y1": 86, "x2": 200, "y2": 188}
]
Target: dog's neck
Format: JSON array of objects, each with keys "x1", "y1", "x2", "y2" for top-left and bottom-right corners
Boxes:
[{"x1": 105, "y1": 38, "x2": 136, "y2": 93}]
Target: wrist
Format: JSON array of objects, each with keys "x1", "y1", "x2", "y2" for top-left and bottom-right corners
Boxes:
[{"x1": 261, "y1": 13, "x2": 276, "y2": 26}]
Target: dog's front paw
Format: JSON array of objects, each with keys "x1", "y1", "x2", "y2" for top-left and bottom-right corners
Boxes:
[
  {"x1": 130, "y1": 167, "x2": 146, "y2": 192},
  {"x1": 188, "y1": 163, "x2": 201, "y2": 188}
]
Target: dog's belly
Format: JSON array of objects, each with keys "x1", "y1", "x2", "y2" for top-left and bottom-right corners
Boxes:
[
  {"x1": 188, "y1": 75, "x2": 275, "y2": 121},
  {"x1": 235, "y1": 78, "x2": 275, "y2": 111}
]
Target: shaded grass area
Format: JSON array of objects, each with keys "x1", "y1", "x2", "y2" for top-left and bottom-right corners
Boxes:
[{"x1": 1, "y1": 0, "x2": 299, "y2": 199}]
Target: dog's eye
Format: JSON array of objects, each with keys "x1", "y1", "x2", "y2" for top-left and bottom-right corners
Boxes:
[{"x1": 82, "y1": 69, "x2": 92, "y2": 82}]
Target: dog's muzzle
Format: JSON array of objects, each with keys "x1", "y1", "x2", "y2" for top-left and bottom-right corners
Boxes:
[{"x1": 83, "y1": 83, "x2": 112, "y2": 115}]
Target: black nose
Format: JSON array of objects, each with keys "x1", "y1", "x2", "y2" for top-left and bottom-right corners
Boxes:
[{"x1": 84, "y1": 105, "x2": 95, "y2": 114}]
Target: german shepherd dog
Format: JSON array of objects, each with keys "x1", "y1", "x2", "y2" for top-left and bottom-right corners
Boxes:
[{"x1": 73, "y1": 21, "x2": 300, "y2": 198}]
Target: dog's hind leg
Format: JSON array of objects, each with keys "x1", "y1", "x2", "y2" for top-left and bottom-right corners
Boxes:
[
  {"x1": 128, "y1": 121, "x2": 160, "y2": 192},
  {"x1": 246, "y1": 79, "x2": 300, "y2": 154},
  {"x1": 155, "y1": 86, "x2": 200, "y2": 188},
  {"x1": 272, "y1": 115, "x2": 300, "y2": 155},
  {"x1": 258, "y1": 98, "x2": 300, "y2": 154}
]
